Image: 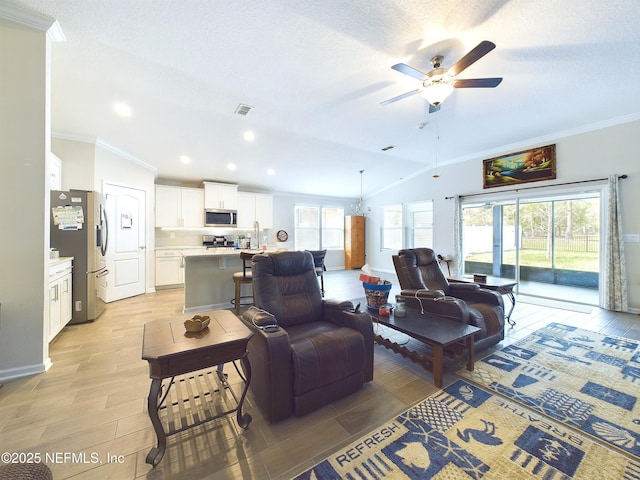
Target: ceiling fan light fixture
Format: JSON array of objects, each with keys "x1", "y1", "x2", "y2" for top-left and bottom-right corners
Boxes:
[{"x1": 421, "y1": 82, "x2": 454, "y2": 106}]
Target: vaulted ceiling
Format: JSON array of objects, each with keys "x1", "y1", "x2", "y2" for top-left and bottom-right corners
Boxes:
[{"x1": 5, "y1": 0, "x2": 640, "y2": 198}]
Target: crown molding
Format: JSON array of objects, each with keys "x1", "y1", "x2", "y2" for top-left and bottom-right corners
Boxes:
[
  {"x1": 369, "y1": 113, "x2": 640, "y2": 198},
  {"x1": 0, "y1": 3, "x2": 66, "y2": 41},
  {"x1": 52, "y1": 132, "x2": 158, "y2": 174},
  {"x1": 95, "y1": 138, "x2": 158, "y2": 174}
]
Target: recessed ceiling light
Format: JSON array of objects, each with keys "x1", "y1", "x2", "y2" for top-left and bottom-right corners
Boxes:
[
  {"x1": 267, "y1": 168, "x2": 275, "y2": 175},
  {"x1": 227, "y1": 163, "x2": 237, "y2": 171},
  {"x1": 179, "y1": 155, "x2": 191, "y2": 164},
  {"x1": 243, "y1": 131, "x2": 255, "y2": 142},
  {"x1": 113, "y1": 102, "x2": 132, "y2": 117}
]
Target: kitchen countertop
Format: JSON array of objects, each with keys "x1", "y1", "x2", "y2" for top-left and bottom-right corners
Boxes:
[
  {"x1": 155, "y1": 246, "x2": 279, "y2": 256},
  {"x1": 184, "y1": 248, "x2": 274, "y2": 257},
  {"x1": 50, "y1": 256, "x2": 73, "y2": 266}
]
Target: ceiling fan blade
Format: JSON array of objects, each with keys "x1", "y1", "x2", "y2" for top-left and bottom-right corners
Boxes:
[
  {"x1": 453, "y1": 77, "x2": 503, "y2": 88},
  {"x1": 391, "y1": 63, "x2": 427, "y2": 81},
  {"x1": 448, "y1": 40, "x2": 496, "y2": 76},
  {"x1": 380, "y1": 89, "x2": 422, "y2": 106}
]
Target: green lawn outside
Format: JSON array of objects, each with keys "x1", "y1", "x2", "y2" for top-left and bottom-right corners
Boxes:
[{"x1": 465, "y1": 249, "x2": 599, "y2": 272}]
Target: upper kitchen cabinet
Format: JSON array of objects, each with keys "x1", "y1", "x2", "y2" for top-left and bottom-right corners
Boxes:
[
  {"x1": 203, "y1": 181, "x2": 238, "y2": 210},
  {"x1": 155, "y1": 185, "x2": 204, "y2": 228},
  {"x1": 237, "y1": 192, "x2": 273, "y2": 229}
]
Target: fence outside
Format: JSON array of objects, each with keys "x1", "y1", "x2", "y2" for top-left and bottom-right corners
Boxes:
[{"x1": 520, "y1": 234, "x2": 599, "y2": 253}]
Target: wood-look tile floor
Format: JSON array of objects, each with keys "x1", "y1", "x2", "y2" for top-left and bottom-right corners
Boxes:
[{"x1": 0, "y1": 270, "x2": 638, "y2": 479}]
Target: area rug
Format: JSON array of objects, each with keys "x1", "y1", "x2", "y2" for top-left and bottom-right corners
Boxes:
[
  {"x1": 457, "y1": 322, "x2": 640, "y2": 461},
  {"x1": 294, "y1": 379, "x2": 638, "y2": 479}
]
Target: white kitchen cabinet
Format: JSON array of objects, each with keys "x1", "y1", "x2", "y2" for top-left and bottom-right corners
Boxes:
[
  {"x1": 255, "y1": 193, "x2": 273, "y2": 229},
  {"x1": 236, "y1": 192, "x2": 273, "y2": 229},
  {"x1": 49, "y1": 258, "x2": 72, "y2": 342},
  {"x1": 180, "y1": 188, "x2": 204, "y2": 227},
  {"x1": 155, "y1": 249, "x2": 185, "y2": 287},
  {"x1": 155, "y1": 185, "x2": 204, "y2": 228},
  {"x1": 203, "y1": 182, "x2": 238, "y2": 210},
  {"x1": 236, "y1": 192, "x2": 256, "y2": 229}
]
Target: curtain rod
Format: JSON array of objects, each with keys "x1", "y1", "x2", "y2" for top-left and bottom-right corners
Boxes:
[{"x1": 445, "y1": 174, "x2": 628, "y2": 200}]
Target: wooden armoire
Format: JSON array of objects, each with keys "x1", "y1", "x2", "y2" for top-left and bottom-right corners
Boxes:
[{"x1": 344, "y1": 215, "x2": 365, "y2": 269}]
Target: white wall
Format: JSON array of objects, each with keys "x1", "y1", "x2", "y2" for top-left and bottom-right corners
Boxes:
[
  {"x1": 365, "y1": 119, "x2": 640, "y2": 310},
  {"x1": 0, "y1": 18, "x2": 50, "y2": 380},
  {"x1": 50, "y1": 138, "x2": 157, "y2": 294},
  {"x1": 271, "y1": 192, "x2": 355, "y2": 270},
  {"x1": 51, "y1": 137, "x2": 95, "y2": 190}
]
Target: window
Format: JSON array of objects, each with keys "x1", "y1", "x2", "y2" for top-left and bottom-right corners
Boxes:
[
  {"x1": 407, "y1": 201, "x2": 433, "y2": 248},
  {"x1": 322, "y1": 207, "x2": 344, "y2": 249},
  {"x1": 381, "y1": 205, "x2": 403, "y2": 250},
  {"x1": 294, "y1": 205, "x2": 319, "y2": 250},
  {"x1": 294, "y1": 205, "x2": 345, "y2": 250}
]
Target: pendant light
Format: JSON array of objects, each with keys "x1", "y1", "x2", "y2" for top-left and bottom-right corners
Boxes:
[{"x1": 352, "y1": 169, "x2": 370, "y2": 216}]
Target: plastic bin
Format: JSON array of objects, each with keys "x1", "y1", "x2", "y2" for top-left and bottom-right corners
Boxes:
[{"x1": 363, "y1": 282, "x2": 392, "y2": 311}]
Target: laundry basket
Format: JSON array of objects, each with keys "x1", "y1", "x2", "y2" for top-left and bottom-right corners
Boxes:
[{"x1": 363, "y1": 282, "x2": 392, "y2": 311}]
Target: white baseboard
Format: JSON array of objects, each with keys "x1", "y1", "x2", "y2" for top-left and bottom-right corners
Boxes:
[
  {"x1": 183, "y1": 302, "x2": 233, "y2": 314},
  {"x1": 0, "y1": 360, "x2": 50, "y2": 383}
]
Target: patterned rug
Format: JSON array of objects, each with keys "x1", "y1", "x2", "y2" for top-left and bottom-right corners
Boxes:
[
  {"x1": 458, "y1": 322, "x2": 640, "y2": 461},
  {"x1": 294, "y1": 379, "x2": 638, "y2": 479}
]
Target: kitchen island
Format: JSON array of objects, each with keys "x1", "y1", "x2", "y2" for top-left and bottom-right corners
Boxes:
[{"x1": 182, "y1": 248, "x2": 266, "y2": 313}]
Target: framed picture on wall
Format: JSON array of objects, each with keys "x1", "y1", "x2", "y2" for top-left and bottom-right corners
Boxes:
[{"x1": 483, "y1": 144, "x2": 556, "y2": 189}]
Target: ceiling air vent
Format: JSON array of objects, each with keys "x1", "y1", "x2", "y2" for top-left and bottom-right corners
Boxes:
[
  {"x1": 234, "y1": 104, "x2": 253, "y2": 116},
  {"x1": 381, "y1": 145, "x2": 395, "y2": 151}
]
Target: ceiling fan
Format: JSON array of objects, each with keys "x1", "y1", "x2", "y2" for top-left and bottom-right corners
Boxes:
[{"x1": 380, "y1": 40, "x2": 502, "y2": 112}]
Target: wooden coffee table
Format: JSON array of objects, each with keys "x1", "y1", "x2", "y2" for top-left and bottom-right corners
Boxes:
[
  {"x1": 368, "y1": 306, "x2": 480, "y2": 388},
  {"x1": 142, "y1": 310, "x2": 253, "y2": 466}
]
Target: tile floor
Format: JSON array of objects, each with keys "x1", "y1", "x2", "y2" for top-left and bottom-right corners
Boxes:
[{"x1": 0, "y1": 269, "x2": 637, "y2": 479}]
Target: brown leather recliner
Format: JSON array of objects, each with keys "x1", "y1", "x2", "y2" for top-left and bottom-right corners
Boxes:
[
  {"x1": 240, "y1": 250, "x2": 374, "y2": 423},
  {"x1": 393, "y1": 248, "x2": 505, "y2": 351}
]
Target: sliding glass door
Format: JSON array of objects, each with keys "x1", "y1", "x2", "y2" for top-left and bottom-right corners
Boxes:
[
  {"x1": 463, "y1": 200, "x2": 516, "y2": 278},
  {"x1": 462, "y1": 190, "x2": 601, "y2": 305}
]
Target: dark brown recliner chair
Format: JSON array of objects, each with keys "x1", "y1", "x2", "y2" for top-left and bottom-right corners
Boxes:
[
  {"x1": 393, "y1": 248, "x2": 505, "y2": 351},
  {"x1": 240, "y1": 250, "x2": 374, "y2": 422}
]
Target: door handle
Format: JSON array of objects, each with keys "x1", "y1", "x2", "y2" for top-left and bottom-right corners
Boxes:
[{"x1": 96, "y1": 269, "x2": 110, "y2": 278}]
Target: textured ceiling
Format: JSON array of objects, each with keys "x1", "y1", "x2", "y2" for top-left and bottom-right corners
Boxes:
[{"x1": 4, "y1": 0, "x2": 640, "y2": 198}]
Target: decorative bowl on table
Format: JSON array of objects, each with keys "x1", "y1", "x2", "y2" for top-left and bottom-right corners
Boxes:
[{"x1": 184, "y1": 315, "x2": 210, "y2": 332}]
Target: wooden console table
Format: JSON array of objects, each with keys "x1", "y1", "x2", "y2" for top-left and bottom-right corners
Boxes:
[
  {"x1": 368, "y1": 306, "x2": 480, "y2": 388},
  {"x1": 142, "y1": 310, "x2": 253, "y2": 466}
]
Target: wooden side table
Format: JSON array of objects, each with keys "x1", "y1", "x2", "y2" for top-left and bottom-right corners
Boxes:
[
  {"x1": 450, "y1": 276, "x2": 517, "y2": 326},
  {"x1": 142, "y1": 310, "x2": 253, "y2": 466}
]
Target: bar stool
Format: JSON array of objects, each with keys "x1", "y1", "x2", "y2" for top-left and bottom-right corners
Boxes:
[
  {"x1": 306, "y1": 250, "x2": 327, "y2": 297},
  {"x1": 232, "y1": 251, "x2": 254, "y2": 314}
]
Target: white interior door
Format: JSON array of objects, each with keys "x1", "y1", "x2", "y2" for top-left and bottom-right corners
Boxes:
[{"x1": 103, "y1": 183, "x2": 146, "y2": 302}]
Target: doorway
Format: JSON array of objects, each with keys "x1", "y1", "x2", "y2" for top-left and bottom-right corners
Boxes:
[
  {"x1": 102, "y1": 183, "x2": 147, "y2": 302},
  {"x1": 462, "y1": 190, "x2": 601, "y2": 305}
]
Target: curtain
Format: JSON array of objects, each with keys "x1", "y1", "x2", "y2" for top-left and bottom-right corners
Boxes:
[
  {"x1": 453, "y1": 196, "x2": 464, "y2": 278},
  {"x1": 603, "y1": 174, "x2": 628, "y2": 311}
]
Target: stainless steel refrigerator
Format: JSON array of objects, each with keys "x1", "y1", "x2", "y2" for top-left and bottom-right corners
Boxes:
[{"x1": 50, "y1": 190, "x2": 109, "y2": 324}]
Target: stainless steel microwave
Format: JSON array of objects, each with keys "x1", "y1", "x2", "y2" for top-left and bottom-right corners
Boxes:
[{"x1": 204, "y1": 209, "x2": 237, "y2": 227}]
